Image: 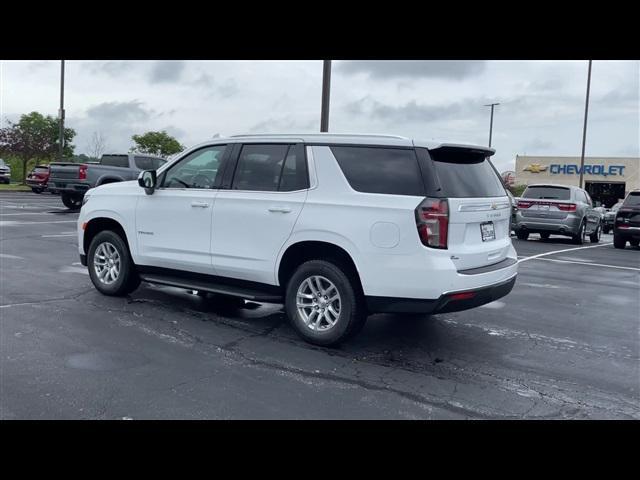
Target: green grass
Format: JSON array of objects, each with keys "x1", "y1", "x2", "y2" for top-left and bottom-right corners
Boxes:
[{"x1": 0, "y1": 183, "x2": 32, "y2": 191}]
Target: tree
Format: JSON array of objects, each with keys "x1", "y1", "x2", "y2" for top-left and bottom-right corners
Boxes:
[
  {"x1": 131, "y1": 130, "x2": 184, "y2": 158},
  {"x1": 0, "y1": 112, "x2": 75, "y2": 183},
  {"x1": 86, "y1": 131, "x2": 107, "y2": 160}
]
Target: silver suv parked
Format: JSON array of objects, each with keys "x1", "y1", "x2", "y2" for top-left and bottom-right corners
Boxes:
[{"x1": 514, "y1": 184, "x2": 601, "y2": 244}]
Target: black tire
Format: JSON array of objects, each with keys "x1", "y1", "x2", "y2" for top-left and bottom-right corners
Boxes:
[
  {"x1": 589, "y1": 224, "x2": 601, "y2": 243},
  {"x1": 31, "y1": 188, "x2": 42, "y2": 194},
  {"x1": 630, "y1": 240, "x2": 640, "y2": 248},
  {"x1": 613, "y1": 235, "x2": 626, "y2": 249},
  {"x1": 285, "y1": 259, "x2": 367, "y2": 347},
  {"x1": 87, "y1": 230, "x2": 140, "y2": 296},
  {"x1": 516, "y1": 231, "x2": 529, "y2": 241},
  {"x1": 61, "y1": 192, "x2": 83, "y2": 210},
  {"x1": 540, "y1": 233, "x2": 550, "y2": 241},
  {"x1": 602, "y1": 226, "x2": 610, "y2": 234},
  {"x1": 572, "y1": 221, "x2": 586, "y2": 245}
]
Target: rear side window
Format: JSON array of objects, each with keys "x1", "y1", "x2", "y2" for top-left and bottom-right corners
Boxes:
[
  {"x1": 134, "y1": 156, "x2": 153, "y2": 170},
  {"x1": 330, "y1": 146, "x2": 424, "y2": 196},
  {"x1": 428, "y1": 148, "x2": 506, "y2": 198},
  {"x1": 523, "y1": 186, "x2": 571, "y2": 200},
  {"x1": 232, "y1": 144, "x2": 308, "y2": 192},
  {"x1": 101, "y1": 155, "x2": 129, "y2": 168},
  {"x1": 623, "y1": 192, "x2": 640, "y2": 206}
]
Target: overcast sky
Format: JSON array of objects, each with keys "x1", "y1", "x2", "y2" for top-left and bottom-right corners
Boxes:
[{"x1": 0, "y1": 60, "x2": 638, "y2": 172}]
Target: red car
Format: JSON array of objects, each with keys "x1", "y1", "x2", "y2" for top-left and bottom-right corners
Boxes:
[{"x1": 26, "y1": 165, "x2": 50, "y2": 193}]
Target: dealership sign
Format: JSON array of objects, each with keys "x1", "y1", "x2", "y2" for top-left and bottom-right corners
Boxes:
[{"x1": 549, "y1": 164, "x2": 626, "y2": 176}]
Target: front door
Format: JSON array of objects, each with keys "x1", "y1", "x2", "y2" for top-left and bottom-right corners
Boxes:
[{"x1": 135, "y1": 144, "x2": 229, "y2": 274}]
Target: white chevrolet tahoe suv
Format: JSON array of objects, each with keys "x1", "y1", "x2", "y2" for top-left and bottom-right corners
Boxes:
[{"x1": 78, "y1": 134, "x2": 518, "y2": 346}]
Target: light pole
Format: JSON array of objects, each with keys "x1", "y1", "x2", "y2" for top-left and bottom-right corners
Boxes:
[
  {"x1": 578, "y1": 60, "x2": 592, "y2": 189},
  {"x1": 484, "y1": 102, "x2": 500, "y2": 148},
  {"x1": 320, "y1": 60, "x2": 331, "y2": 132},
  {"x1": 58, "y1": 60, "x2": 65, "y2": 161}
]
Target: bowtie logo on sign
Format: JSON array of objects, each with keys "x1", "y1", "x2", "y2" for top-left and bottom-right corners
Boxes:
[{"x1": 522, "y1": 164, "x2": 548, "y2": 173}]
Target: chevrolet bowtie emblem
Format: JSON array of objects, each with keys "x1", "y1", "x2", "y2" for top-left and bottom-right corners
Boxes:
[{"x1": 523, "y1": 163, "x2": 548, "y2": 173}]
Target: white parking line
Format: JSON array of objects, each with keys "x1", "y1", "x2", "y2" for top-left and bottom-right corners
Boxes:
[
  {"x1": 517, "y1": 242, "x2": 613, "y2": 263},
  {"x1": 0, "y1": 253, "x2": 25, "y2": 260},
  {"x1": 0, "y1": 212, "x2": 56, "y2": 216},
  {"x1": 526, "y1": 257, "x2": 640, "y2": 272},
  {"x1": 0, "y1": 220, "x2": 77, "y2": 226}
]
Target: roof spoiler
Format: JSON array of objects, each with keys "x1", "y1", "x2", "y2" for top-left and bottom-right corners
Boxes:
[{"x1": 429, "y1": 143, "x2": 496, "y2": 157}]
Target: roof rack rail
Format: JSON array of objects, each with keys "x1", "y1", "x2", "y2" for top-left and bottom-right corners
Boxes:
[{"x1": 229, "y1": 133, "x2": 408, "y2": 140}]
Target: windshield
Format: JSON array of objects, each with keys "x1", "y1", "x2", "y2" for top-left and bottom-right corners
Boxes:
[{"x1": 523, "y1": 186, "x2": 571, "y2": 200}]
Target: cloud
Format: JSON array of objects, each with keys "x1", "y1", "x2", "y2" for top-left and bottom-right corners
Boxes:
[
  {"x1": 149, "y1": 61, "x2": 186, "y2": 83},
  {"x1": 82, "y1": 61, "x2": 136, "y2": 77},
  {"x1": 337, "y1": 60, "x2": 486, "y2": 80},
  {"x1": 86, "y1": 100, "x2": 155, "y2": 123},
  {"x1": 249, "y1": 116, "x2": 318, "y2": 134},
  {"x1": 523, "y1": 138, "x2": 554, "y2": 152}
]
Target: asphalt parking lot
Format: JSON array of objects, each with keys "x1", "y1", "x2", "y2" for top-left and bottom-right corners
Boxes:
[{"x1": 1, "y1": 191, "x2": 639, "y2": 419}]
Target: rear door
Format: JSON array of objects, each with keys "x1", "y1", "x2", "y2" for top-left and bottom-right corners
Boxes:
[
  {"x1": 211, "y1": 143, "x2": 308, "y2": 285},
  {"x1": 419, "y1": 146, "x2": 512, "y2": 271}
]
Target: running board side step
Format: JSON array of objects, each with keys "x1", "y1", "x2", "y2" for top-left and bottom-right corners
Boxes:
[{"x1": 139, "y1": 274, "x2": 284, "y2": 303}]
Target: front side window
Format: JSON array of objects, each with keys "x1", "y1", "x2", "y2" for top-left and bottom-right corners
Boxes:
[
  {"x1": 231, "y1": 144, "x2": 291, "y2": 192},
  {"x1": 162, "y1": 145, "x2": 227, "y2": 189}
]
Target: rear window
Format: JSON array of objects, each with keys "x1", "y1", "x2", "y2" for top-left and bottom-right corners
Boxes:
[
  {"x1": 428, "y1": 148, "x2": 506, "y2": 198},
  {"x1": 101, "y1": 155, "x2": 129, "y2": 168},
  {"x1": 623, "y1": 192, "x2": 640, "y2": 206},
  {"x1": 330, "y1": 146, "x2": 424, "y2": 196},
  {"x1": 34, "y1": 167, "x2": 49, "y2": 173},
  {"x1": 523, "y1": 186, "x2": 571, "y2": 200},
  {"x1": 134, "y1": 156, "x2": 165, "y2": 170}
]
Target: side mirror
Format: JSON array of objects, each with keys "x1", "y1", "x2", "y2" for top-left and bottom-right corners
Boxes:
[{"x1": 138, "y1": 170, "x2": 157, "y2": 195}]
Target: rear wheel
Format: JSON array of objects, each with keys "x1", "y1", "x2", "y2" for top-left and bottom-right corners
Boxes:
[
  {"x1": 31, "y1": 188, "x2": 43, "y2": 194},
  {"x1": 613, "y1": 235, "x2": 626, "y2": 249},
  {"x1": 516, "y1": 231, "x2": 529, "y2": 241},
  {"x1": 589, "y1": 225, "x2": 601, "y2": 243},
  {"x1": 540, "y1": 233, "x2": 550, "y2": 241},
  {"x1": 572, "y1": 222, "x2": 586, "y2": 245},
  {"x1": 61, "y1": 192, "x2": 83, "y2": 210},
  {"x1": 88, "y1": 230, "x2": 140, "y2": 296},
  {"x1": 285, "y1": 259, "x2": 367, "y2": 346},
  {"x1": 630, "y1": 240, "x2": 639, "y2": 248}
]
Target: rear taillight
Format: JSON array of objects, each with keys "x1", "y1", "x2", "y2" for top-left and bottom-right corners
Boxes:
[
  {"x1": 78, "y1": 164, "x2": 87, "y2": 180},
  {"x1": 557, "y1": 203, "x2": 577, "y2": 212},
  {"x1": 517, "y1": 200, "x2": 533, "y2": 209},
  {"x1": 416, "y1": 198, "x2": 449, "y2": 249}
]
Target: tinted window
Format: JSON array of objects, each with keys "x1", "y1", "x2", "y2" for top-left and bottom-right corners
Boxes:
[
  {"x1": 232, "y1": 144, "x2": 290, "y2": 192},
  {"x1": 330, "y1": 146, "x2": 424, "y2": 196},
  {"x1": 101, "y1": 155, "x2": 129, "y2": 168},
  {"x1": 623, "y1": 192, "x2": 640, "y2": 206},
  {"x1": 135, "y1": 156, "x2": 154, "y2": 170},
  {"x1": 152, "y1": 158, "x2": 167, "y2": 169},
  {"x1": 163, "y1": 145, "x2": 227, "y2": 189},
  {"x1": 429, "y1": 149, "x2": 506, "y2": 198},
  {"x1": 34, "y1": 167, "x2": 49, "y2": 173},
  {"x1": 278, "y1": 144, "x2": 309, "y2": 191},
  {"x1": 523, "y1": 186, "x2": 571, "y2": 200}
]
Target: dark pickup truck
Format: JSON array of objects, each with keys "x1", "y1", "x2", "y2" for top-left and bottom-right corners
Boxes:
[
  {"x1": 49, "y1": 154, "x2": 166, "y2": 209},
  {"x1": 613, "y1": 190, "x2": 640, "y2": 249}
]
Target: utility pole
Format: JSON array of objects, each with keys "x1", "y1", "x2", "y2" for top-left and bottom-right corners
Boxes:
[
  {"x1": 58, "y1": 60, "x2": 65, "y2": 161},
  {"x1": 320, "y1": 60, "x2": 331, "y2": 132},
  {"x1": 484, "y1": 102, "x2": 500, "y2": 148},
  {"x1": 578, "y1": 60, "x2": 592, "y2": 189}
]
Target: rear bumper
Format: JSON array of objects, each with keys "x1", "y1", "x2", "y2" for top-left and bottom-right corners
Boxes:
[
  {"x1": 0, "y1": 174, "x2": 10, "y2": 183},
  {"x1": 614, "y1": 226, "x2": 640, "y2": 240},
  {"x1": 514, "y1": 213, "x2": 580, "y2": 235},
  {"x1": 49, "y1": 180, "x2": 91, "y2": 194},
  {"x1": 26, "y1": 179, "x2": 47, "y2": 188},
  {"x1": 366, "y1": 274, "x2": 517, "y2": 314}
]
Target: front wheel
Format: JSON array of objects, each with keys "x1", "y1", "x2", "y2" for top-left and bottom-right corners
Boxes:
[
  {"x1": 61, "y1": 192, "x2": 83, "y2": 210},
  {"x1": 285, "y1": 260, "x2": 367, "y2": 346},
  {"x1": 516, "y1": 231, "x2": 529, "y2": 241},
  {"x1": 589, "y1": 225, "x2": 601, "y2": 243},
  {"x1": 87, "y1": 230, "x2": 140, "y2": 296}
]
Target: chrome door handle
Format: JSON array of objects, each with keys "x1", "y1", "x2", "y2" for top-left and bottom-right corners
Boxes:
[
  {"x1": 268, "y1": 206, "x2": 292, "y2": 213},
  {"x1": 191, "y1": 202, "x2": 210, "y2": 208}
]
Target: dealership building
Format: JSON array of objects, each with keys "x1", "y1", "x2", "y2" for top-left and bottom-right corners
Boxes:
[{"x1": 514, "y1": 155, "x2": 640, "y2": 208}]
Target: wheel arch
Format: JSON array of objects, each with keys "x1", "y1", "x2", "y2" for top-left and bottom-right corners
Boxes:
[
  {"x1": 83, "y1": 216, "x2": 132, "y2": 258},
  {"x1": 96, "y1": 176, "x2": 124, "y2": 186},
  {"x1": 277, "y1": 240, "x2": 364, "y2": 295}
]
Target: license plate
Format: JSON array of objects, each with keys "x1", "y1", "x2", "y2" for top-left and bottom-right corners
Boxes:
[{"x1": 480, "y1": 222, "x2": 496, "y2": 242}]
